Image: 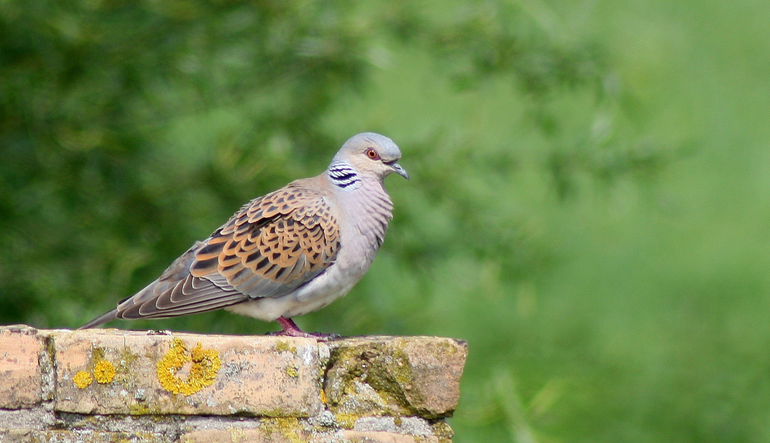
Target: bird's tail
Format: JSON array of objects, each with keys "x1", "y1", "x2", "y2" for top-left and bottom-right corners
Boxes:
[{"x1": 78, "y1": 309, "x2": 119, "y2": 329}]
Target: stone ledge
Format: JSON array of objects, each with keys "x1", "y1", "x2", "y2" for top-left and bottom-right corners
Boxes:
[{"x1": 0, "y1": 325, "x2": 467, "y2": 443}]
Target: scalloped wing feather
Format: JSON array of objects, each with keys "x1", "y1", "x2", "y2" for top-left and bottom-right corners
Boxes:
[
  {"x1": 195, "y1": 182, "x2": 340, "y2": 295},
  {"x1": 113, "y1": 181, "x2": 340, "y2": 320},
  {"x1": 114, "y1": 242, "x2": 249, "y2": 319}
]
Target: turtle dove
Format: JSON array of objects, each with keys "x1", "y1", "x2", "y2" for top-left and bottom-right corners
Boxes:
[{"x1": 79, "y1": 133, "x2": 408, "y2": 336}]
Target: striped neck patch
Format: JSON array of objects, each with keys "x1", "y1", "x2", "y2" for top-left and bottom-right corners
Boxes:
[{"x1": 328, "y1": 163, "x2": 361, "y2": 189}]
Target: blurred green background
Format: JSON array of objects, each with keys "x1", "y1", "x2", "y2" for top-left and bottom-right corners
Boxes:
[{"x1": 2, "y1": 0, "x2": 769, "y2": 441}]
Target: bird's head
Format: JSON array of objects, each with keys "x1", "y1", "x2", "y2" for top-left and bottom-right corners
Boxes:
[{"x1": 331, "y1": 132, "x2": 409, "y2": 181}]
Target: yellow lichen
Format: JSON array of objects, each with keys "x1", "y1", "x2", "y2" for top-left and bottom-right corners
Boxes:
[
  {"x1": 334, "y1": 413, "x2": 358, "y2": 429},
  {"x1": 93, "y1": 359, "x2": 116, "y2": 384},
  {"x1": 275, "y1": 340, "x2": 297, "y2": 354},
  {"x1": 286, "y1": 363, "x2": 299, "y2": 378},
  {"x1": 73, "y1": 370, "x2": 93, "y2": 389},
  {"x1": 156, "y1": 338, "x2": 221, "y2": 396},
  {"x1": 261, "y1": 418, "x2": 303, "y2": 443}
]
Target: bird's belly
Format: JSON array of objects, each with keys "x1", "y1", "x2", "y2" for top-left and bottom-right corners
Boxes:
[{"x1": 224, "y1": 263, "x2": 364, "y2": 322}]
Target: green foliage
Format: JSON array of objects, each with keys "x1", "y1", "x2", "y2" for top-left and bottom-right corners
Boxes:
[{"x1": 2, "y1": 0, "x2": 769, "y2": 442}]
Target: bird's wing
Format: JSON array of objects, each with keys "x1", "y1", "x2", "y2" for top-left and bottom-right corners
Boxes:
[{"x1": 114, "y1": 181, "x2": 340, "y2": 320}]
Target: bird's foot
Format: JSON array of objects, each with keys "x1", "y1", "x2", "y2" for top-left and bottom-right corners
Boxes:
[{"x1": 270, "y1": 317, "x2": 340, "y2": 341}]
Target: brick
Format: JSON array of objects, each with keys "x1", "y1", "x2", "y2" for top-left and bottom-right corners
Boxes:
[
  {"x1": 53, "y1": 329, "x2": 323, "y2": 416},
  {"x1": 180, "y1": 428, "x2": 298, "y2": 443},
  {"x1": 0, "y1": 409, "x2": 56, "y2": 430},
  {"x1": 324, "y1": 336, "x2": 467, "y2": 419},
  {"x1": 180, "y1": 428, "x2": 445, "y2": 443},
  {"x1": 352, "y1": 417, "x2": 434, "y2": 437},
  {"x1": 0, "y1": 429, "x2": 165, "y2": 443},
  {"x1": 180, "y1": 420, "x2": 327, "y2": 443},
  {"x1": 0, "y1": 325, "x2": 44, "y2": 408},
  {"x1": 342, "y1": 430, "x2": 440, "y2": 443}
]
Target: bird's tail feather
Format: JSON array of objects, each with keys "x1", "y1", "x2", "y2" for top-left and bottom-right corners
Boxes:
[{"x1": 78, "y1": 309, "x2": 119, "y2": 329}]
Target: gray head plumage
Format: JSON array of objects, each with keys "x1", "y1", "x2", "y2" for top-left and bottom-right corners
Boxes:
[{"x1": 330, "y1": 132, "x2": 409, "y2": 181}]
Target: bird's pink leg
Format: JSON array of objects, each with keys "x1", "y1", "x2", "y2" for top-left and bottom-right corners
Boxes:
[
  {"x1": 276, "y1": 316, "x2": 307, "y2": 336},
  {"x1": 273, "y1": 317, "x2": 338, "y2": 340}
]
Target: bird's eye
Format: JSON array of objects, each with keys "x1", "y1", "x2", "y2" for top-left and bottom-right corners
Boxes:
[{"x1": 365, "y1": 148, "x2": 380, "y2": 160}]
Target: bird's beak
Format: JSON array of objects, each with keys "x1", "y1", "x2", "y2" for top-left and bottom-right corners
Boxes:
[{"x1": 390, "y1": 162, "x2": 409, "y2": 180}]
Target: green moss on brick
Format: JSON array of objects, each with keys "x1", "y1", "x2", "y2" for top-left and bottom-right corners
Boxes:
[{"x1": 324, "y1": 341, "x2": 423, "y2": 417}]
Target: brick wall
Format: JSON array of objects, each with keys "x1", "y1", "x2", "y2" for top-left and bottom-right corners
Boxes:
[{"x1": 0, "y1": 325, "x2": 467, "y2": 443}]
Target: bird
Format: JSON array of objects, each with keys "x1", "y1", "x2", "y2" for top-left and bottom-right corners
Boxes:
[{"x1": 79, "y1": 132, "x2": 408, "y2": 336}]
